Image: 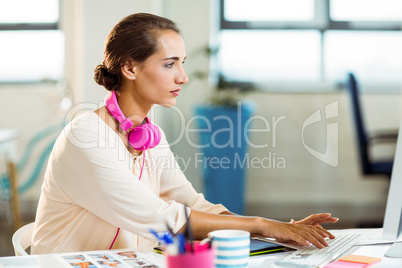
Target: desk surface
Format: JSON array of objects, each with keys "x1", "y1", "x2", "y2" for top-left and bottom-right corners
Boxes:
[{"x1": 0, "y1": 229, "x2": 401, "y2": 268}]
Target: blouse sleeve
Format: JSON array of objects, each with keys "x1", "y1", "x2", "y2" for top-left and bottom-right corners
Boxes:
[
  {"x1": 54, "y1": 115, "x2": 189, "y2": 238},
  {"x1": 156, "y1": 130, "x2": 229, "y2": 214}
]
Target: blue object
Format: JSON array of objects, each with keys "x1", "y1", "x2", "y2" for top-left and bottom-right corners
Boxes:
[
  {"x1": 162, "y1": 232, "x2": 174, "y2": 244},
  {"x1": 176, "y1": 233, "x2": 186, "y2": 254},
  {"x1": 194, "y1": 102, "x2": 256, "y2": 214},
  {"x1": 149, "y1": 228, "x2": 175, "y2": 246}
]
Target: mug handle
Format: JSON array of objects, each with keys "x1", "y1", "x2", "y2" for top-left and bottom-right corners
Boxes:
[{"x1": 200, "y1": 237, "x2": 213, "y2": 246}]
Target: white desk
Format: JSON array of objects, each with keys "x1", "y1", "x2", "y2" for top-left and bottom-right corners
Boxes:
[
  {"x1": 0, "y1": 251, "x2": 165, "y2": 268},
  {"x1": 0, "y1": 229, "x2": 401, "y2": 267},
  {"x1": 249, "y1": 244, "x2": 401, "y2": 267}
]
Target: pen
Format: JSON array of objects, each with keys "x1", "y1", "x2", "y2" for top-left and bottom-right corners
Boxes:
[
  {"x1": 149, "y1": 229, "x2": 160, "y2": 240},
  {"x1": 177, "y1": 233, "x2": 186, "y2": 254},
  {"x1": 162, "y1": 232, "x2": 174, "y2": 244},
  {"x1": 150, "y1": 228, "x2": 181, "y2": 256},
  {"x1": 149, "y1": 228, "x2": 174, "y2": 245}
]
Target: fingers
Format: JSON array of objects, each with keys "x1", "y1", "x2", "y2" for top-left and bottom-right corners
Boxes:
[
  {"x1": 294, "y1": 225, "x2": 329, "y2": 248},
  {"x1": 288, "y1": 233, "x2": 311, "y2": 247},
  {"x1": 294, "y1": 214, "x2": 325, "y2": 225},
  {"x1": 291, "y1": 213, "x2": 339, "y2": 242},
  {"x1": 296, "y1": 213, "x2": 339, "y2": 225},
  {"x1": 313, "y1": 213, "x2": 339, "y2": 224},
  {"x1": 315, "y1": 224, "x2": 336, "y2": 239},
  {"x1": 264, "y1": 217, "x2": 338, "y2": 249},
  {"x1": 285, "y1": 222, "x2": 332, "y2": 248},
  {"x1": 285, "y1": 229, "x2": 325, "y2": 248}
]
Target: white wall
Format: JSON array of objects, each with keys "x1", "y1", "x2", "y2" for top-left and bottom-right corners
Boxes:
[
  {"x1": 62, "y1": 0, "x2": 164, "y2": 104},
  {"x1": 0, "y1": 0, "x2": 399, "y2": 226}
]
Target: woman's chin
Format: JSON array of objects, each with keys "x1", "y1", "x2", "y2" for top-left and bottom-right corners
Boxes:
[{"x1": 158, "y1": 101, "x2": 176, "y2": 108}]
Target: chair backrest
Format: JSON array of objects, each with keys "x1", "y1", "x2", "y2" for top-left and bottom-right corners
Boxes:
[
  {"x1": 12, "y1": 222, "x2": 34, "y2": 256},
  {"x1": 346, "y1": 73, "x2": 370, "y2": 174}
]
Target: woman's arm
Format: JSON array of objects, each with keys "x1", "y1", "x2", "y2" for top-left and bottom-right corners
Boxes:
[
  {"x1": 157, "y1": 132, "x2": 229, "y2": 214},
  {"x1": 182, "y1": 211, "x2": 338, "y2": 248}
]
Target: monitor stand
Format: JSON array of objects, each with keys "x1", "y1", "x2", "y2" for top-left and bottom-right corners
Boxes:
[{"x1": 385, "y1": 241, "x2": 402, "y2": 258}]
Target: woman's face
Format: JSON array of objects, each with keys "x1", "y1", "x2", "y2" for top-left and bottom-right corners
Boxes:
[{"x1": 132, "y1": 30, "x2": 189, "y2": 108}]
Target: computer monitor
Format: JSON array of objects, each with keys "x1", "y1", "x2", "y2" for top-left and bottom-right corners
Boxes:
[{"x1": 382, "y1": 122, "x2": 402, "y2": 241}]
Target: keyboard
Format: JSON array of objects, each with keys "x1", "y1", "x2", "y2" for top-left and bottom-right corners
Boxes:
[{"x1": 276, "y1": 233, "x2": 360, "y2": 268}]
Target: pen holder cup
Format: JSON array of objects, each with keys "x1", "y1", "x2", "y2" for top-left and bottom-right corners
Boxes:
[{"x1": 166, "y1": 243, "x2": 214, "y2": 268}]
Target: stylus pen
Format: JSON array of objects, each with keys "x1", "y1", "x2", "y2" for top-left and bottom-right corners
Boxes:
[{"x1": 184, "y1": 206, "x2": 194, "y2": 253}]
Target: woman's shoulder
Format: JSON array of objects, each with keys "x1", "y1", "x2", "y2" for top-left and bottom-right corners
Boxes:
[
  {"x1": 65, "y1": 111, "x2": 99, "y2": 134},
  {"x1": 70, "y1": 111, "x2": 99, "y2": 126},
  {"x1": 61, "y1": 111, "x2": 107, "y2": 148}
]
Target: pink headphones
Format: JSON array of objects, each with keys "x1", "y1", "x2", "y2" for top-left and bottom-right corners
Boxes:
[
  {"x1": 104, "y1": 91, "x2": 161, "y2": 151},
  {"x1": 105, "y1": 90, "x2": 161, "y2": 249}
]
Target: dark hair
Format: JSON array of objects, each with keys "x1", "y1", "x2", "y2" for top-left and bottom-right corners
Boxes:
[{"x1": 94, "y1": 13, "x2": 181, "y2": 91}]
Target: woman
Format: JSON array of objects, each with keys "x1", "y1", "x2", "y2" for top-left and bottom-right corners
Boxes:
[{"x1": 32, "y1": 13, "x2": 338, "y2": 254}]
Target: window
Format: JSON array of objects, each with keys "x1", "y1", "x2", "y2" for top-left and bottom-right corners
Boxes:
[
  {"x1": 218, "y1": 0, "x2": 402, "y2": 91},
  {"x1": 0, "y1": 0, "x2": 64, "y2": 83}
]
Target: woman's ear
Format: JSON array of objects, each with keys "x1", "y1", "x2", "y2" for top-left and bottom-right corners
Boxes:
[{"x1": 121, "y1": 59, "x2": 138, "y2": 80}]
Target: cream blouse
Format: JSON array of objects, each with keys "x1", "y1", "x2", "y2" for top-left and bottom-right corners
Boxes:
[{"x1": 31, "y1": 111, "x2": 227, "y2": 254}]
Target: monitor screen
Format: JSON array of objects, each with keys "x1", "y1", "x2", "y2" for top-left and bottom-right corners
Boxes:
[{"x1": 382, "y1": 122, "x2": 402, "y2": 241}]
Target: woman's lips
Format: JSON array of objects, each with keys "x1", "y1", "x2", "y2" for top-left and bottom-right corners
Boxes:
[{"x1": 170, "y1": 89, "x2": 180, "y2": 96}]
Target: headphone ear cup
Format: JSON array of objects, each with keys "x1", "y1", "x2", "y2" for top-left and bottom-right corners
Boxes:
[
  {"x1": 127, "y1": 126, "x2": 151, "y2": 151},
  {"x1": 148, "y1": 123, "x2": 161, "y2": 148},
  {"x1": 127, "y1": 122, "x2": 161, "y2": 151}
]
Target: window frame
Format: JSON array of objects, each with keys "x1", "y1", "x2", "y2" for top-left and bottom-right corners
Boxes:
[
  {"x1": 0, "y1": 0, "x2": 61, "y2": 84},
  {"x1": 0, "y1": 23, "x2": 58, "y2": 31},
  {"x1": 221, "y1": 0, "x2": 402, "y2": 31},
  {"x1": 218, "y1": 0, "x2": 402, "y2": 92}
]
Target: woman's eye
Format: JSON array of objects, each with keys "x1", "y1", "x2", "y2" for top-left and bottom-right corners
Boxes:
[{"x1": 165, "y1": 62, "x2": 174, "y2": 68}]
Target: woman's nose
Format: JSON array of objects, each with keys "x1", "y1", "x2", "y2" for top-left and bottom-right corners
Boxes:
[{"x1": 177, "y1": 68, "x2": 189, "y2": 85}]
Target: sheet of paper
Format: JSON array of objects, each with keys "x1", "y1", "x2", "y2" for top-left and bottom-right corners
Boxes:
[{"x1": 60, "y1": 250, "x2": 160, "y2": 268}]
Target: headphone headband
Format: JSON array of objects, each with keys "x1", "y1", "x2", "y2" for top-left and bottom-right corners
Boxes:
[
  {"x1": 105, "y1": 91, "x2": 133, "y2": 132},
  {"x1": 104, "y1": 91, "x2": 161, "y2": 151}
]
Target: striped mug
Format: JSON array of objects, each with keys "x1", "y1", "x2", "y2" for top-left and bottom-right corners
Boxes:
[{"x1": 208, "y1": 230, "x2": 250, "y2": 268}]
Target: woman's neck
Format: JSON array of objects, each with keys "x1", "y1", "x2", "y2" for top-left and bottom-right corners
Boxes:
[{"x1": 116, "y1": 90, "x2": 151, "y2": 128}]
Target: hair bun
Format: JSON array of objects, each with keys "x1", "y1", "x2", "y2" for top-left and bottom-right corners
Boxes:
[{"x1": 94, "y1": 64, "x2": 119, "y2": 91}]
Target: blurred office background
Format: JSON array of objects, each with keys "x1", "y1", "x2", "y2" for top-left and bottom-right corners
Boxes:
[{"x1": 0, "y1": 0, "x2": 400, "y2": 256}]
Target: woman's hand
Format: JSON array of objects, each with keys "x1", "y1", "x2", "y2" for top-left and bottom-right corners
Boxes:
[
  {"x1": 257, "y1": 213, "x2": 339, "y2": 248},
  {"x1": 291, "y1": 213, "x2": 339, "y2": 239}
]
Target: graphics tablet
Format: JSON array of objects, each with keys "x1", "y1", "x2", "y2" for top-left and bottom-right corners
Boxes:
[
  {"x1": 250, "y1": 238, "x2": 286, "y2": 256},
  {"x1": 154, "y1": 237, "x2": 290, "y2": 256},
  {"x1": 252, "y1": 236, "x2": 304, "y2": 250}
]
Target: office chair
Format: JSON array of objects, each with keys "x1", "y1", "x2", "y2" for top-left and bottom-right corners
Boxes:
[
  {"x1": 346, "y1": 73, "x2": 397, "y2": 178},
  {"x1": 12, "y1": 222, "x2": 34, "y2": 256}
]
